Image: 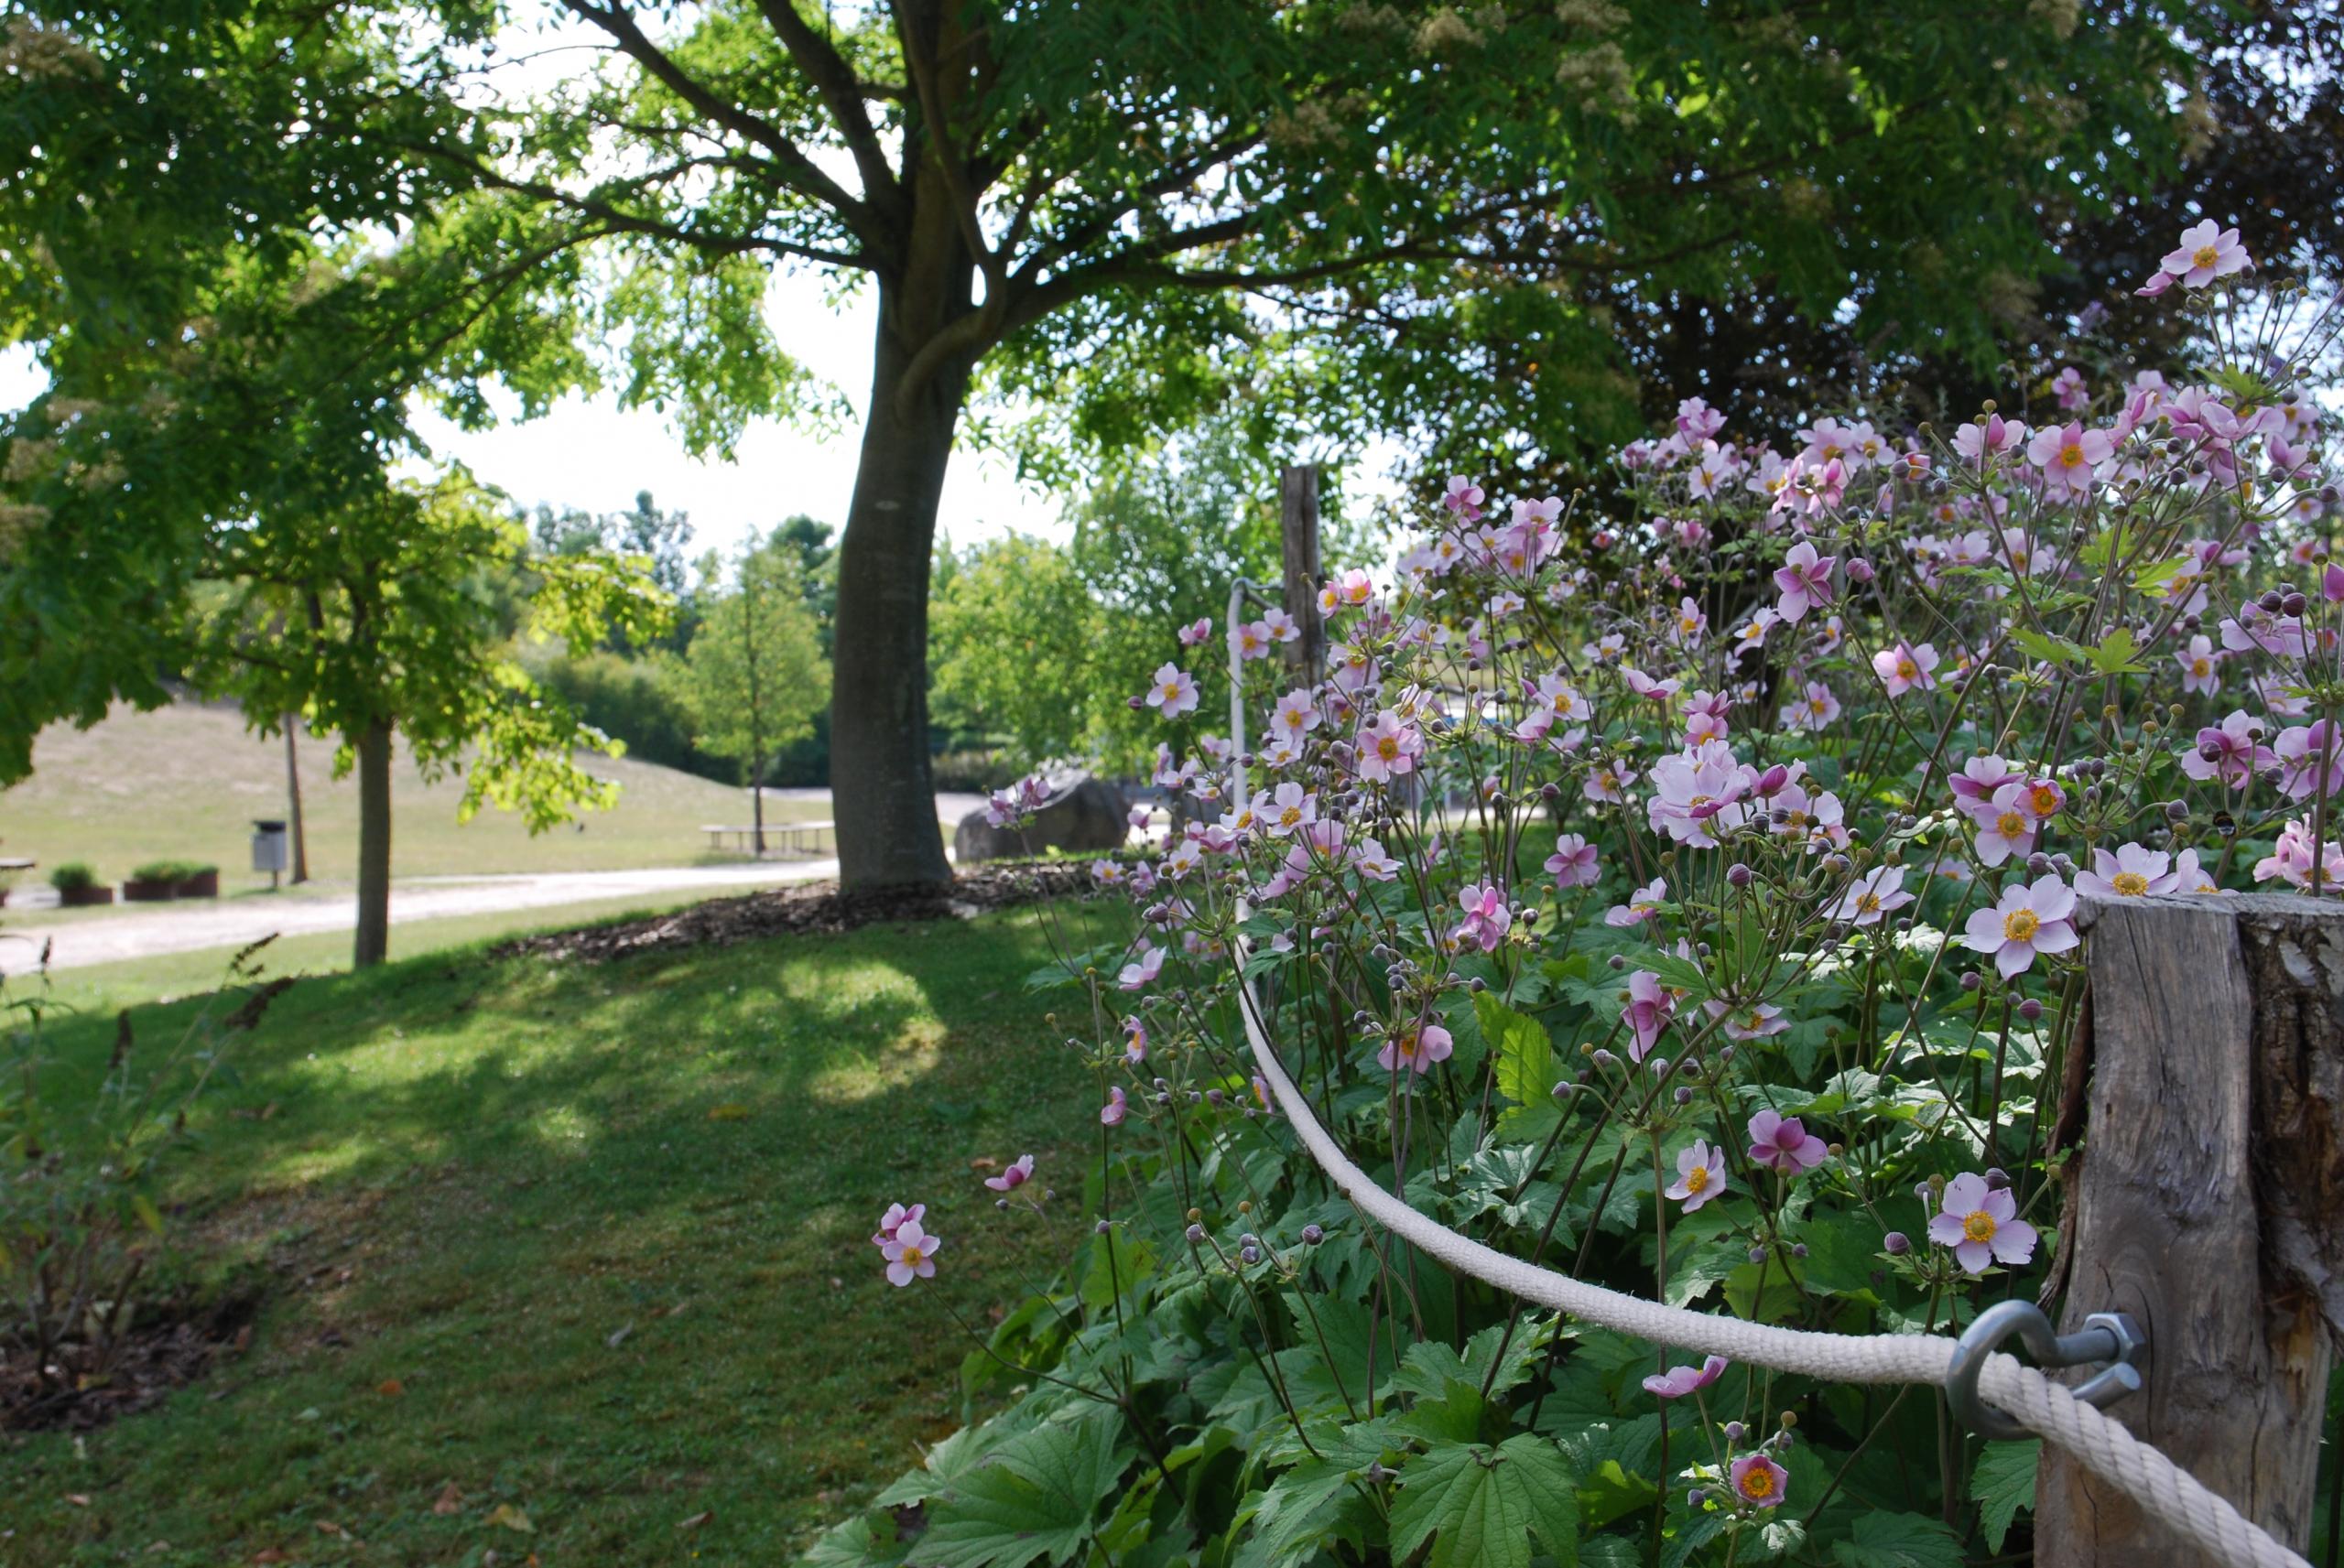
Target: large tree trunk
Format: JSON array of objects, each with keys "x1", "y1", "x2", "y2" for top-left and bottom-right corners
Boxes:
[
  {"x1": 353, "y1": 719, "x2": 393, "y2": 968},
  {"x1": 829, "y1": 280, "x2": 976, "y2": 891}
]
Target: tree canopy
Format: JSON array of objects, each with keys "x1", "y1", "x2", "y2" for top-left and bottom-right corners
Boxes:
[{"x1": 0, "y1": 0, "x2": 2220, "y2": 886}]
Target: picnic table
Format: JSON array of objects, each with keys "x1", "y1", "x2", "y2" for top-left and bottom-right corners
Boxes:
[
  {"x1": 0, "y1": 857, "x2": 34, "y2": 874},
  {"x1": 700, "y1": 821, "x2": 835, "y2": 856}
]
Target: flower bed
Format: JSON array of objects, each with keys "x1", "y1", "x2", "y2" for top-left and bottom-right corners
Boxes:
[{"x1": 817, "y1": 223, "x2": 2339, "y2": 1568}]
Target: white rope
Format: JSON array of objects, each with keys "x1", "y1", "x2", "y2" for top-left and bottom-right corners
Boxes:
[
  {"x1": 1216, "y1": 614, "x2": 2306, "y2": 1568},
  {"x1": 1234, "y1": 980, "x2": 2310, "y2": 1568}
]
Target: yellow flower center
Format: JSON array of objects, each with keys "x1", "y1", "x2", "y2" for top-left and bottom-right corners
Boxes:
[
  {"x1": 1161, "y1": 682, "x2": 1182, "y2": 699},
  {"x1": 1278, "y1": 807, "x2": 1303, "y2": 827},
  {"x1": 900, "y1": 1243, "x2": 927, "y2": 1265},
  {"x1": 2002, "y1": 908, "x2": 2041, "y2": 943},
  {"x1": 2029, "y1": 784, "x2": 2060, "y2": 815},
  {"x1": 2111, "y1": 871, "x2": 2150, "y2": 896},
  {"x1": 1681, "y1": 616, "x2": 1699, "y2": 633},
  {"x1": 1378, "y1": 738, "x2": 1399, "y2": 760},
  {"x1": 2193, "y1": 243, "x2": 2219, "y2": 269},
  {"x1": 1856, "y1": 892, "x2": 1882, "y2": 914},
  {"x1": 2059, "y1": 444, "x2": 2085, "y2": 468},
  {"x1": 2191, "y1": 659, "x2": 2210, "y2": 676},
  {"x1": 1996, "y1": 811, "x2": 2026, "y2": 838},
  {"x1": 1896, "y1": 659, "x2": 1918, "y2": 681},
  {"x1": 1742, "y1": 1465, "x2": 1776, "y2": 1499},
  {"x1": 1962, "y1": 1210, "x2": 1997, "y2": 1244},
  {"x1": 1684, "y1": 1165, "x2": 1709, "y2": 1195},
  {"x1": 1396, "y1": 1033, "x2": 1418, "y2": 1057}
]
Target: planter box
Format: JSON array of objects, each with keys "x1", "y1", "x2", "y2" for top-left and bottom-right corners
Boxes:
[
  {"x1": 123, "y1": 878, "x2": 178, "y2": 903},
  {"x1": 173, "y1": 870, "x2": 220, "y2": 899},
  {"x1": 59, "y1": 886, "x2": 115, "y2": 907}
]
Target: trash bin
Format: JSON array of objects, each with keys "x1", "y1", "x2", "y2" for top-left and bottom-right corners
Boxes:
[{"x1": 252, "y1": 819, "x2": 289, "y2": 881}]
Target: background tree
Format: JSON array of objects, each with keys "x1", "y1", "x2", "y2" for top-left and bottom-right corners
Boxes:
[
  {"x1": 929, "y1": 533, "x2": 1096, "y2": 768},
  {"x1": 0, "y1": 0, "x2": 2218, "y2": 892},
  {"x1": 0, "y1": 194, "x2": 662, "y2": 966},
  {"x1": 671, "y1": 541, "x2": 828, "y2": 849}
]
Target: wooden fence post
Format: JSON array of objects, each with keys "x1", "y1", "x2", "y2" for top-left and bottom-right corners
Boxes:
[
  {"x1": 1279, "y1": 462, "x2": 1322, "y2": 683},
  {"x1": 2035, "y1": 892, "x2": 2344, "y2": 1565}
]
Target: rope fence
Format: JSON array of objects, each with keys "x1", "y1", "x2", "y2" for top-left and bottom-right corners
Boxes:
[{"x1": 1218, "y1": 575, "x2": 2313, "y2": 1567}]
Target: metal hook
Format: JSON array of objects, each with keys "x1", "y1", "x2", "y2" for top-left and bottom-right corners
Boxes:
[{"x1": 1946, "y1": 1301, "x2": 2148, "y2": 1441}]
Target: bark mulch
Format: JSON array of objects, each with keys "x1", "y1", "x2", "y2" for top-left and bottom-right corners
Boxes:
[
  {"x1": 1, "y1": 1294, "x2": 259, "y2": 1433},
  {"x1": 493, "y1": 860, "x2": 1091, "y2": 966}
]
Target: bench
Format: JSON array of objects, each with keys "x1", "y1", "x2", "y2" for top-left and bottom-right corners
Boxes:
[{"x1": 700, "y1": 822, "x2": 836, "y2": 855}]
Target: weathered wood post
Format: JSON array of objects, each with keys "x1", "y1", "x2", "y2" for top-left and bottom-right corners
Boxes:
[
  {"x1": 1279, "y1": 463, "x2": 1323, "y2": 683},
  {"x1": 2035, "y1": 892, "x2": 2344, "y2": 1565}
]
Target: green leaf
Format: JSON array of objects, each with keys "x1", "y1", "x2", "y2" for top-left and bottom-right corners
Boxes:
[
  {"x1": 803, "y1": 1511, "x2": 907, "y2": 1568},
  {"x1": 922, "y1": 1405, "x2": 1130, "y2": 1568},
  {"x1": 1829, "y1": 1510, "x2": 1965, "y2": 1568},
  {"x1": 2088, "y1": 627, "x2": 2148, "y2": 676},
  {"x1": 2008, "y1": 627, "x2": 2086, "y2": 669},
  {"x1": 1970, "y1": 1440, "x2": 2041, "y2": 1553},
  {"x1": 1390, "y1": 1435, "x2": 1579, "y2": 1568},
  {"x1": 1481, "y1": 992, "x2": 1558, "y2": 1140},
  {"x1": 1080, "y1": 1231, "x2": 1158, "y2": 1311}
]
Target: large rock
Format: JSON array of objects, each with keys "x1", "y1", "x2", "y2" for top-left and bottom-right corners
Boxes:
[{"x1": 954, "y1": 771, "x2": 1128, "y2": 863}]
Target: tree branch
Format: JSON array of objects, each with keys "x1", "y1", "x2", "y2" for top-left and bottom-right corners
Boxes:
[
  {"x1": 558, "y1": 0, "x2": 879, "y2": 241},
  {"x1": 404, "y1": 140, "x2": 870, "y2": 270},
  {"x1": 752, "y1": 0, "x2": 904, "y2": 224}
]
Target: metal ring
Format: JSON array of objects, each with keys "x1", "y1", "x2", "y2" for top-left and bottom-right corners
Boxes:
[{"x1": 1947, "y1": 1301, "x2": 2146, "y2": 1440}]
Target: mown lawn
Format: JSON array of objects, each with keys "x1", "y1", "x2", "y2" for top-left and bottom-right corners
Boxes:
[
  {"x1": 0, "y1": 700, "x2": 832, "y2": 895},
  {"x1": 0, "y1": 899, "x2": 1124, "y2": 1566}
]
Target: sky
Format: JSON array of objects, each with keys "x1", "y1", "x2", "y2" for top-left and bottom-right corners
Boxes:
[{"x1": 0, "y1": 269, "x2": 1068, "y2": 565}]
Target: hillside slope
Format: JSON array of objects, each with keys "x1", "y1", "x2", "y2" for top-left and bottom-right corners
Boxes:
[{"x1": 0, "y1": 701, "x2": 821, "y2": 890}]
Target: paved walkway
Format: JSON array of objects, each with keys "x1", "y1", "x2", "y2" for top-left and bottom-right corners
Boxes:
[{"x1": 0, "y1": 860, "x2": 861, "y2": 975}]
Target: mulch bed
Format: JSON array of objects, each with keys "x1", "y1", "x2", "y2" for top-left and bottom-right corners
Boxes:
[
  {"x1": 1, "y1": 1294, "x2": 259, "y2": 1433},
  {"x1": 494, "y1": 860, "x2": 1092, "y2": 966}
]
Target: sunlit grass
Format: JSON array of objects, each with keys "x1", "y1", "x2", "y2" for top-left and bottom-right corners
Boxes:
[{"x1": 0, "y1": 894, "x2": 1133, "y2": 1564}]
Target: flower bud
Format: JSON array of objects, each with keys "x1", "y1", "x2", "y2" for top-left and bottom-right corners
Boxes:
[
  {"x1": 1728, "y1": 862, "x2": 1753, "y2": 888},
  {"x1": 2017, "y1": 998, "x2": 2043, "y2": 1022},
  {"x1": 1984, "y1": 1167, "x2": 2012, "y2": 1191},
  {"x1": 1884, "y1": 1231, "x2": 1911, "y2": 1254},
  {"x1": 1185, "y1": 1223, "x2": 1206, "y2": 1244},
  {"x1": 1301, "y1": 1223, "x2": 1325, "y2": 1245},
  {"x1": 1723, "y1": 1422, "x2": 1746, "y2": 1442}
]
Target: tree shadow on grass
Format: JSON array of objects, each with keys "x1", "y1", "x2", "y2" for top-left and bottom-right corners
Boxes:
[{"x1": 0, "y1": 898, "x2": 1137, "y2": 1564}]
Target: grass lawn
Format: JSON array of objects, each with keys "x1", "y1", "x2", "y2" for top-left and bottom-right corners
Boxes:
[
  {"x1": 7, "y1": 890, "x2": 737, "y2": 1012},
  {"x1": 0, "y1": 700, "x2": 831, "y2": 896},
  {"x1": 0, "y1": 895, "x2": 1126, "y2": 1566}
]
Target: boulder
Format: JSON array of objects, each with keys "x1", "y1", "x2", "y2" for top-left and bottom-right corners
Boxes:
[{"x1": 954, "y1": 771, "x2": 1129, "y2": 863}]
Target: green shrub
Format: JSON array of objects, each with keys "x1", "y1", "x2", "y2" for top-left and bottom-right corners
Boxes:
[
  {"x1": 48, "y1": 863, "x2": 95, "y2": 893},
  {"x1": 0, "y1": 954, "x2": 288, "y2": 1397}
]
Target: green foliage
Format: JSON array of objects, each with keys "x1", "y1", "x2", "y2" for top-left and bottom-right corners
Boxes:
[
  {"x1": 930, "y1": 533, "x2": 1100, "y2": 766},
  {"x1": 1970, "y1": 1440, "x2": 2042, "y2": 1554},
  {"x1": 669, "y1": 543, "x2": 829, "y2": 784},
  {"x1": 918, "y1": 1404, "x2": 1132, "y2": 1568},
  {"x1": 0, "y1": 953, "x2": 285, "y2": 1398},
  {"x1": 46, "y1": 862, "x2": 94, "y2": 893},
  {"x1": 126, "y1": 860, "x2": 214, "y2": 884},
  {"x1": 1829, "y1": 1512, "x2": 1966, "y2": 1568},
  {"x1": 1390, "y1": 1434, "x2": 1580, "y2": 1568}
]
